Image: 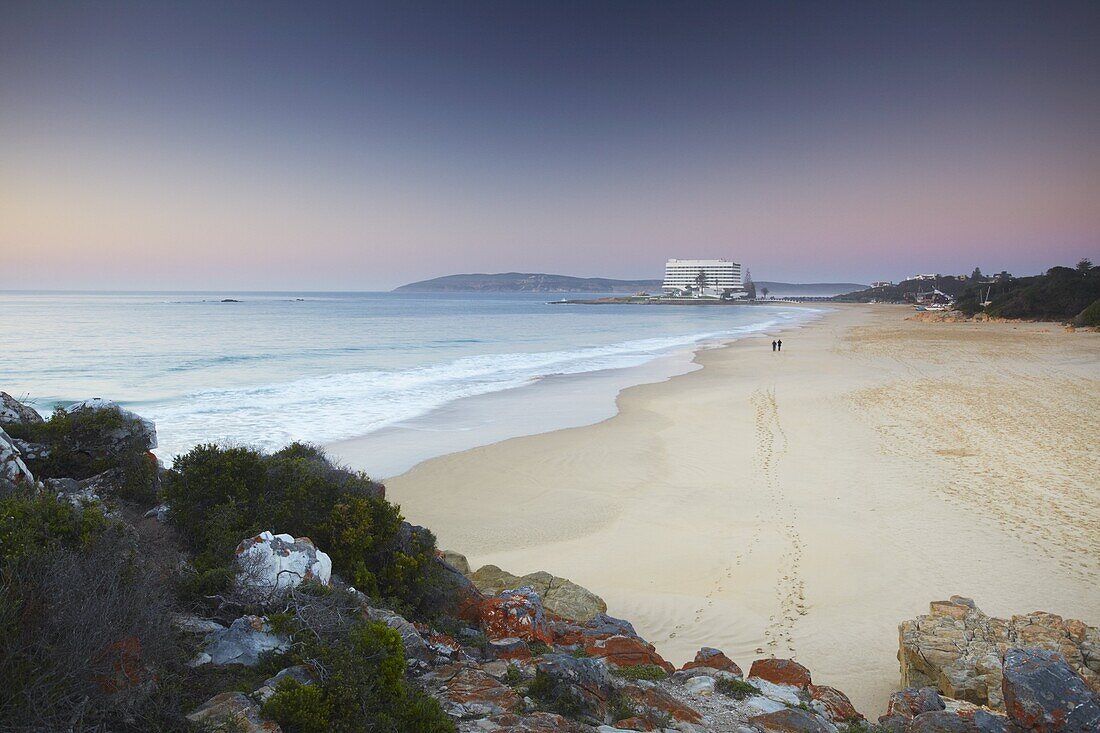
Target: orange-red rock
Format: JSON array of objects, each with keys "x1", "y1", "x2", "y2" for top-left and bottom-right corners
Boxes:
[
  {"x1": 438, "y1": 664, "x2": 521, "y2": 715},
  {"x1": 478, "y1": 588, "x2": 553, "y2": 644},
  {"x1": 585, "y1": 634, "x2": 674, "y2": 673},
  {"x1": 614, "y1": 716, "x2": 658, "y2": 730},
  {"x1": 749, "y1": 658, "x2": 813, "y2": 689},
  {"x1": 681, "y1": 647, "x2": 743, "y2": 676},
  {"x1": 621, "y1": 684, "x2": 702, "y2": 724},
  {"x1": 808, "y1": 684, "x2": 862, "y2": 722}
]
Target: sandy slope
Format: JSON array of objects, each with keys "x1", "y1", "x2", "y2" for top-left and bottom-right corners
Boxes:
[{"x1": 373, "y1": 305, "x2": 1099, "y2": 714}]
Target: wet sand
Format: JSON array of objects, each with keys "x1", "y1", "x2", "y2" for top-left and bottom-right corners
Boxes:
[{"x1": 360, "y1": 305, "x2": 1099, "y2": 714}]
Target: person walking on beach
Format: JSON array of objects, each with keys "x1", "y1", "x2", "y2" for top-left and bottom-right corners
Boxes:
[
  {"x1": 771, "y1": 340, "x2": 777, "y2": 351},
  {"x1": 777, "y1": 339, "x2": 783, "y2": 351}
]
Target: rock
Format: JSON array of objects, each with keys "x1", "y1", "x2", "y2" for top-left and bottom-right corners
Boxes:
[
  {"x1": 620, "y1": 682, "x2": 703, "y2": 724},
  {"x1": 683, "y1": 675, "x2": 717, "y2": 696},
  {"x1": 476, "y1": 711, "x2": 586, "y2": 731},
  {"x1": 170, "y1": 613, "x2": 226, "y2": 635},
  {"x1": 750, "y1": 707, "x2": 833, "y2": 733},
  {"x1": 186, "y1": 692, "x2": 282, "y2": 733},
  {"x1": 1001, "y1": 648, "x2": 1100, "y2": 732},
  {"x1": 488, "y1": 637, "x2": 532, "y2": 661},
  {"x1": 808, "y1": 684, "x2": 861, "y2": 722},
  {"x1": 550, "y1": 612, "x2": 639, "y2": 647},
  {"x1": 681, "y1": 647, "x2": 743, "y2": 677},
  {"x1": 435, "y1": 663, "x2": 522, "y2": 718},
  {"x1": 0, "y1": 392, "x2": 43, "y2": 424},
  {"x1": 908, "y1": 710, "x2": 973, "y2": 733},
  {"x1": 65, "y1": 398, "x2": 157, "y2": 452},
  {"x1": 535, "y1": 653, "x2": 614, "y2": 718},
  {"x1": 470, "y1": 564, "x2": 608, "y2": 623},
  {"x1": 442, "y1": 549, "x2": 472, "y2": 574},
  {"x1": 0, "y1": 428, "x2": 33, "y2": 491},
  {"x1": 255, "y1": 665, "x2": 312, "y2": 703},
  {"x1": 48, "y1": 477, "x2": 101, "y2": 507},
  {"x1": 748, "y1": 658, "x2": 813, "y2": 689},
  {"x1": 585, "y1": 634, "x2": 674, "y2": 673},
  {"x1": 143, "y1": 502, "x2": 170, "y2": 522},
  {"x1": 10, "y1": 437, "x2": 48, "y2": 461},
  {"x1": 886, "y1": 688, "x2": 947, "y2": 719},
  {"x1": 366, "y1": 606, "x2": 432, "y2": 662},
  {"x1": 900, "y1": 597, "x2": 1100, "y2": 708},
  {"x1": 204, "y1": 615, "x2": 289, "y2": 666},
  {"x1": 478, "y1": 586, "x2": 553, "y2": 644},
  {"x1": 235, "y1": 531, "x2": 332, "y2": 593}
]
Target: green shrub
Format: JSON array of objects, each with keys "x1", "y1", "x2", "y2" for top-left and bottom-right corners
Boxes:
[
  {"x1": 715, "y1": 676, "x2": 760, "y2": 699},
  {"x1": 611, "y1": 663, "x2": 667, "y2": 681},
  {"x1": 607, "y1": 691, "x2": 637, "y2": 722},
  {"x1": 263, "y1": 619, "x2": 454, "y2": 733},
  {"x1": 164, "y1": 443, "x2": 450, "y2": 619},
  {"x1": 264, "y1": 679, "x2": 330, "y2": 733},
  {"x1": 0, "y1": 490, "x2": 110, "y2": 565},
  {"x1": 503, "y1": 664, "x2": 523, "y2": 686},
  {"x1": 1074, "y1": 297, "x2": 1100, "y2": 327},
  {"x1": 527, "y1": 640, "x2": 552, "y2": 656},
  {"x1": 4, "y1": 406, "x2": 159, "y2": 503}
]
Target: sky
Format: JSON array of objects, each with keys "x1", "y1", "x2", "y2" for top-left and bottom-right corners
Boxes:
[{"x1": 1, "y1": 1, "x2": 1098, "y2": 290}]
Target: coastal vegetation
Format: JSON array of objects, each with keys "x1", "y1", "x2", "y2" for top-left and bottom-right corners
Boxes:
[
  {"x1": 2, "y1": 394, "x2": 1098, "y2": 731},
  {"x1": 838, "y1": 260, "x2": 1100, "y2": 324},
  {"x1": 953, "y1": 260, "x2": 1099, "y2": 323}
]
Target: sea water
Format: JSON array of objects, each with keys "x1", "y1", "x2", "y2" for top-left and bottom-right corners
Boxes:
[{"x1": 0, "y1": 291, "x2": 821, "y2": 473}]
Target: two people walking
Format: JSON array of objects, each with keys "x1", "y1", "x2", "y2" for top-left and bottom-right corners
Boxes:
[{"x1": 771, "y1": 339, "x2": 782, "y2": 352}]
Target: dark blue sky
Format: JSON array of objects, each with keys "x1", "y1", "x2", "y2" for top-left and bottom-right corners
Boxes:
[{"x1": 2, "y1": 1, "x2": 1097, "y2": 288}]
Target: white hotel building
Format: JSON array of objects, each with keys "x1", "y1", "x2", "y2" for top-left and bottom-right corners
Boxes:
[{"x1": 662, "y1": 259, "x2": 745, "y2": 298}]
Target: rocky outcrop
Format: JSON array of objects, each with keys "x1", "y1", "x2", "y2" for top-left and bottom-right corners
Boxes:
[
  {"x1": 0, "y1": 392, "x2": 43, "y2": 424},
  {"x1": 899, "y1": 596, "x2": 1100, "y2": 708},
  {"x1": 537, "y1": 653, "x2": 615, "y2": 718},
  {"x1": 1001, "y1": 648, "x2": 1100, "y2": 732},
  {"x1": 432, "y1": 663, "x2": 522, "y2": 719},
  {"x1": 65, "y1": 398, "x2": 158, "y2": 453},
  {"x1": 682, "y1": 647, "x2": 744, "y2": 677},
  {"x1": 187, "y1": 692, "x2": 282, "y2": 733},
  {"x1": 466, "y1": 562, "x2": 608, "y2": 623},
  {"x1": 235, "y1": 531, "x2": 333, "y2": 593},
  {"x1": 0, "y1": 427, "x2": 34, "y2": 491},
  {"x1": 476, "y1": 586, "x2": 553, "y2": 644},
  {"x1": 202, "y1": 615, "x2": 289, "y2": 666}
]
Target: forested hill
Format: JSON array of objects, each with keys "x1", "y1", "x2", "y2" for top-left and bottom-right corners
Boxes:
[
  {"x1": 955, "y1": 263, "x2": 1100, "y2": 324},
  {"x1": 394, "y1": 273, "x2": 662, "y2": 293}
]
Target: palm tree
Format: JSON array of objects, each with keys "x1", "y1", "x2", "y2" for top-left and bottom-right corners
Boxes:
[
  {"x1": 694, "y1": 270, "x2": 708, "y2": 293},
  {"x1": 761, "y1": 287, "x2": 770, "y2": 300}
]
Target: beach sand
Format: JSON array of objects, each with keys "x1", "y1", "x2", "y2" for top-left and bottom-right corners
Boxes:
[{"x1": 357, "y1": 305, "x2": 1100, "y2": 714}]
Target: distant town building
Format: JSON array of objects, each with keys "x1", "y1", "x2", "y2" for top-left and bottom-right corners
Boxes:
[
  {"x1": 662, "y1": 259, "x2": 744, "y2": 298},
  {"x1": 871, "y1": 281, "x2": 893, "y2": 288},
  {"x1": 908, "y1": 274, "x2": 937, "y2": 281}
]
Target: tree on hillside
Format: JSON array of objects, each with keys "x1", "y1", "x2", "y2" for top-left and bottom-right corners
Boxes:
[
  {"x1": 1078, "y1": 258, "x2": 1094, "y2": 272},
  {"x1": 744, "y1": 269, "x2": 757, "y2": 299},
  {"x1": 971, "y1": 267, "x2": 983, "y2": 280}
]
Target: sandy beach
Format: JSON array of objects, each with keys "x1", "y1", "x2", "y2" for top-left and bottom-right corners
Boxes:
[{"x1": 356, "y1": 305, "x2": 1099, "y2": 714}]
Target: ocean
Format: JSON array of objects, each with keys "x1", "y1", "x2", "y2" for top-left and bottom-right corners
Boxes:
[{"x1": 1, "y1": 291, "x2": 822, "y2": 475}]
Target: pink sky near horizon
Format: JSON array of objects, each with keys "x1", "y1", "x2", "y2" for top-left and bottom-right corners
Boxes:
[{"x1": 2, "y1": 3, "x2": 1097, "y2": 290}]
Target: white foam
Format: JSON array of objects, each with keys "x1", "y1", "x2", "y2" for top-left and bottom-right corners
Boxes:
[{"x1": 148, "y1": 308, "x2": 822, "y2": 463}]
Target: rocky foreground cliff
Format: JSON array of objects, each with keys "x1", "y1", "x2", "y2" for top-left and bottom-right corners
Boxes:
[{"x1": 1, "y1": 391, "x2": 1098, "y2": 733}]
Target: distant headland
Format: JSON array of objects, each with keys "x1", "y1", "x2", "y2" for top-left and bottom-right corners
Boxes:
[{"x1": 395, "y1": 272, "x2": 867, "y2": 297}]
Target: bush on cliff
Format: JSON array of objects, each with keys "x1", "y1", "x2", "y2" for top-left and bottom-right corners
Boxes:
[
  {"x1": 165, "y1": 443, "x2": 452, "y2": 619},
  {"x1": 0, "y1": 491, "x2": 186, "y2": 730},
  {"x1": 3, "y1": 405, "x2": 159, "y2": 503},
  {"x1": 262, "y1": 603, "x2": 453, "y2": 733}
]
